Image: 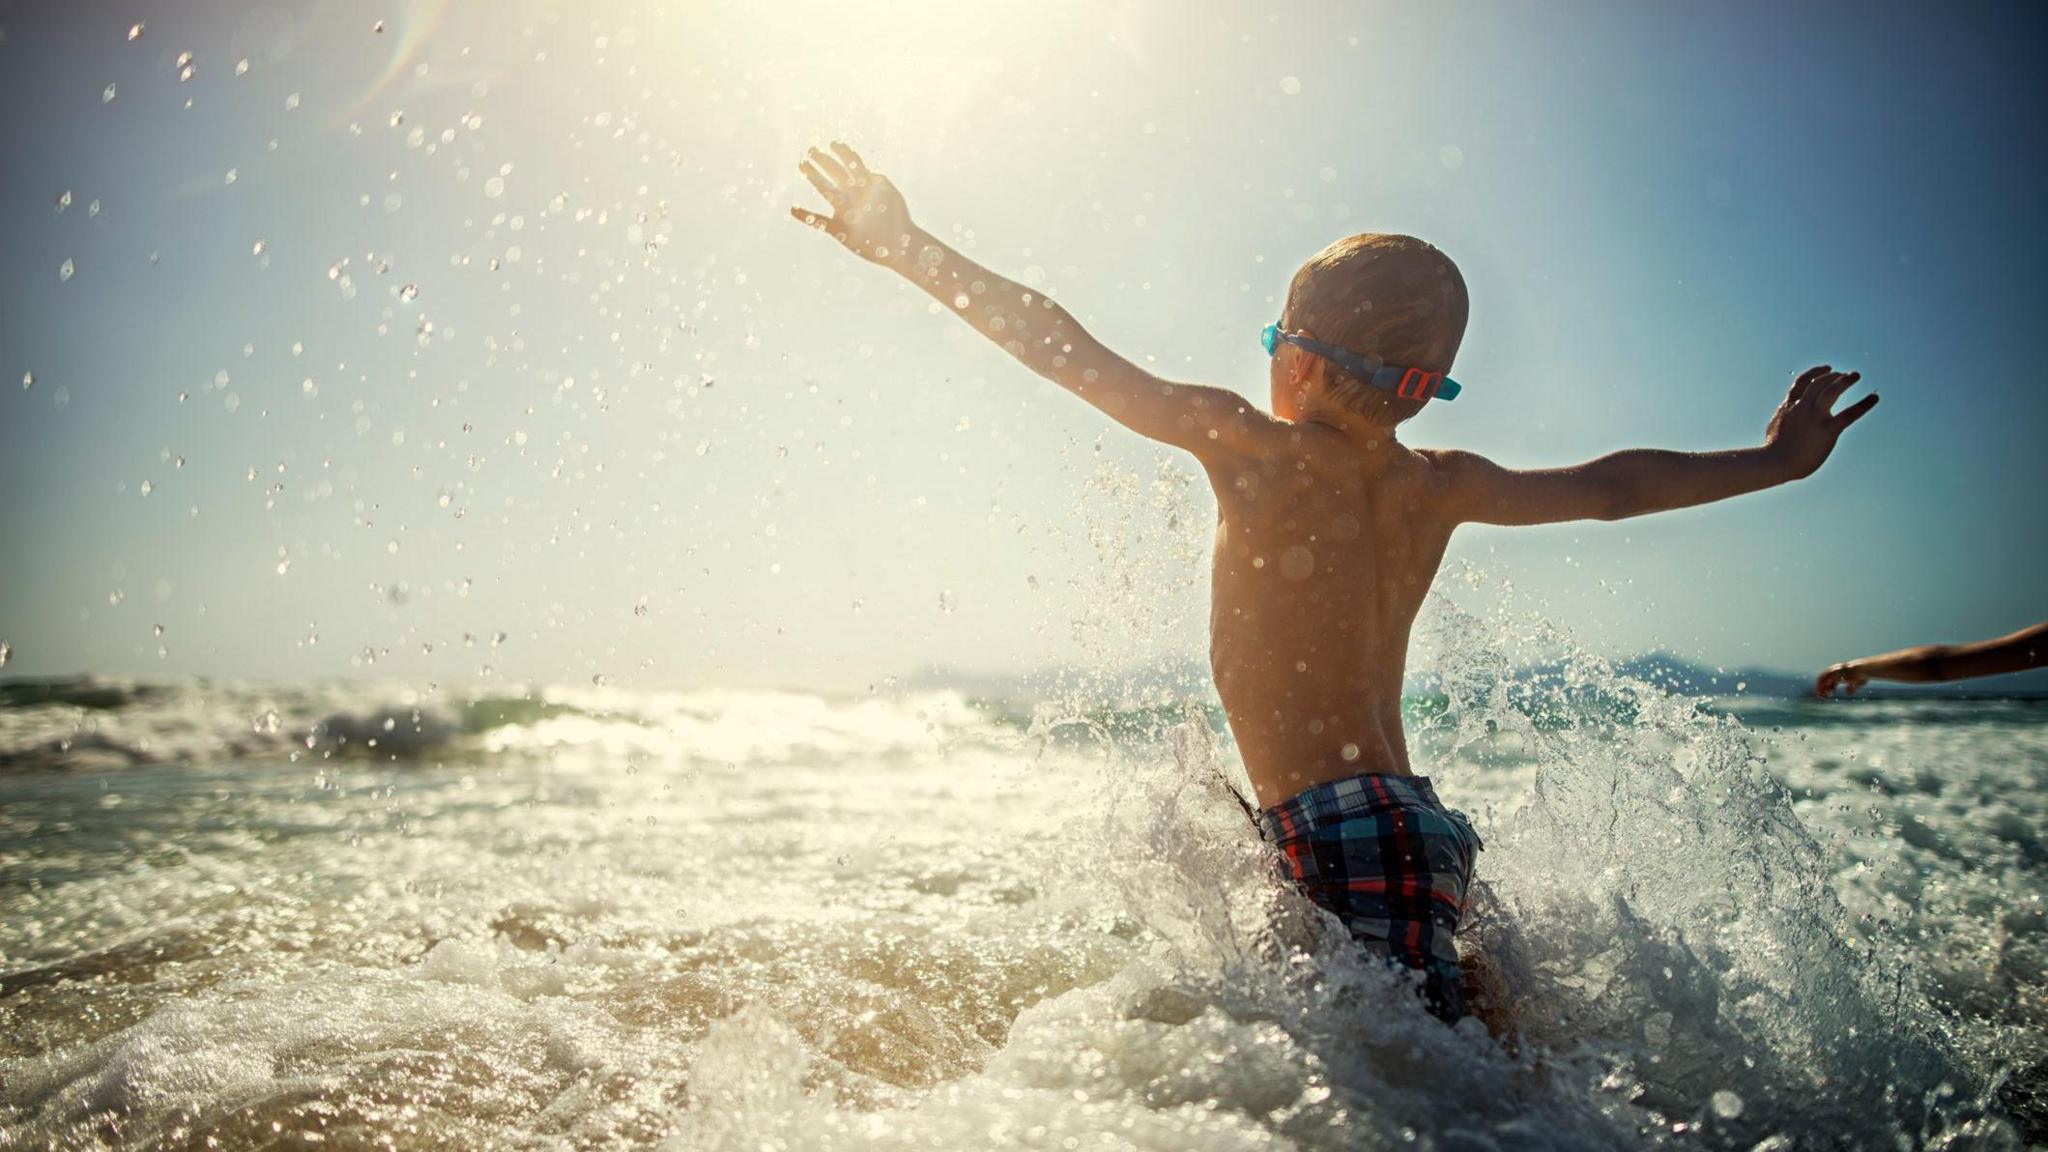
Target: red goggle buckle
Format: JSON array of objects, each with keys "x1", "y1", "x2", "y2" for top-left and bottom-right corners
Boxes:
[{"x1": 1396, "y1": 367, "x2": 1443, "y2": 400}]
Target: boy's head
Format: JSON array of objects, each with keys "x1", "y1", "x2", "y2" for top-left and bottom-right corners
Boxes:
[{"x1": 1272, "y1": 233, "x2": 1468, "y2": 426}]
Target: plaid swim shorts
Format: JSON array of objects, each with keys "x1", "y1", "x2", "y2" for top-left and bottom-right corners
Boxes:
[{"x1": 1258, "y1": 772, "x2": 1483, "y2": 1022}]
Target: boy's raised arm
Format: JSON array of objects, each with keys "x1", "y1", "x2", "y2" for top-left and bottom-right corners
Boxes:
[
  {"x1": 1432, "y1": 365, "x2": 1878, "y2": 526},
  {"x1": 791, "y1": 142, "x2": 1278, "y2": 460}
]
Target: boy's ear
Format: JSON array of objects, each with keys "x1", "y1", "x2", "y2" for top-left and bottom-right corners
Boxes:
[{"x1": 1287, "y1": 348, "x2": 1321, "y2": 393}]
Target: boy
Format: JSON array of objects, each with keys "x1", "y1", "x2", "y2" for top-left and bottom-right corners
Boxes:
[{"x1": 792, "y1": 142, "x2": 1879, "y2": 1022}]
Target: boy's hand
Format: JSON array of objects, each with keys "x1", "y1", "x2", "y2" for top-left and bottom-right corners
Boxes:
[
  {"x1": 790, "y1": 142, "x2": 914, "y2": 265},
  {"x1": 1762, "y1": 365, "x2": 1879, "y2": 480},
  {"x1": 1815, "y1": 661, "x2": 1871, "y2": 697}
]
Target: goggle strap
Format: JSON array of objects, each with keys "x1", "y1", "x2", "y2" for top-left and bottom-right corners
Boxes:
[
  {"x1": 1270, "y1": 326, "x2": 1463, "y2": 403},
  {"x1": 1375, "y1": 366, "x2": 1445, "y2": 400}
]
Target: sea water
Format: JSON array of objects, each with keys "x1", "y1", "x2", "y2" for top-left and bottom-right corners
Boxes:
[{"x1": 2, "y1": 600, "x2": 2043, "y2": 1149}]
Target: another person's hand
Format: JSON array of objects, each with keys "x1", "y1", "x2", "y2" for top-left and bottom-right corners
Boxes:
[
  {"x1": 1815, "y1": 661, "x2": 1871, "y2": 697},
  {"x1": 790, "y1": 141, "x2": 914, "y2": 264},
  {"x1": 1763, "y1": 365, "x2": 1879, "y2": 480}
]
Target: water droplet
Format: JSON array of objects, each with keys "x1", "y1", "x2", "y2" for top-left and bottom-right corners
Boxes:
[
  {"x1": 386, "y1": 539, "x2": 400, "y2": 555},
  {"x1": 398, "y1": 282, "x2": 419, "y2": 302},
  {"x1": 285, "y1": 92, "x2": 301, "y2": 111},
  {"x1": 389, "y1": 110, "x2": 404, "y2": 128},
  {"x1": 126, "y1": 22, "x2": 144, "y2": 41},
  {"x1": 1279, "y1": 75, "x2": 1302, "y2": 96},
  {"x1": 58, "y1": 259, "x2": 75, "y2": 282},
  {"x1": 254, "y1": 709, "x2": 280, "y2": 734},
  {"x1": 102, "y1": 83, "x2": 117, "y2": 104},
  {"x1": 0, "y1": 641, "x2": 10, "y2": 668},
  {"x1": 21, "y1": 371, "x2": 33, "y2": 390},
  {"x1": 224, "y1": 168, "x2": 238, "y2": 186},
  {"x1": 55, "y1": 190, "x2": 72, "y2": 212},
  {"x1": 373, "y1": 19, "x2": 386, "y2": 33},
  {"x1": 179, "y1": 64, "x2": 195, "y2": 83},
  {"x1": 173, "y1": 455, "x2": 185, "y2": 468},
  {"x1": 483, "y1": 176, "x2": 506, "y2": 199},
  {"x1": 139, "y1": 479, "x2": 154, "y2": 496},
  {"x1": 252, "y1": 239, "x2": 266, "y2": 257},
  {"x1": 1340, "y1": 743, "x2": 1361, "y2": 761},
  {"x1": 1709, "y1": 1090, "x2": 1744, "y2": 1120},
  {"x1": 235, "y1": 58, "x2": 250, "y2": 77},
  {"x1": 1280, "y1": 545, "x2": 1316, "y2": 581},
  {"x1": 153, "y1": 623, "x2": 165, "y2": 639}
]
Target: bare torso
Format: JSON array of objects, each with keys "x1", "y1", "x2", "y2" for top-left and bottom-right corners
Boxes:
[{"x1": 1203, "y1": 427, "x2": 1457, "y2": 808}]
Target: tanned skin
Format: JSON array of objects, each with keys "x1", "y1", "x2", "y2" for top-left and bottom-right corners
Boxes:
[
  {"x1": 794, "y1": 142, "x2": 1879, "y2": 808},
  {"x1": 1817, "y1": 621, "x2": 2048, "y2": 696}
]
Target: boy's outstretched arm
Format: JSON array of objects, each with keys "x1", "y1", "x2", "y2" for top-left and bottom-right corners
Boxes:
[
  {"x1": 1432, "y1": 365, "x2": 1878, "y2": 525},
  {"x1": 790, "y1": 142, "x2": 1278, "y2": 459},
  {"x1": 1816, "y1": 621, "x2": 2048, "y2": 696}
]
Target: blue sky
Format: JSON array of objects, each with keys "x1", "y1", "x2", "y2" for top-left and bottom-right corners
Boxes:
[{"x1": 2, "y1": 0, "x2": 2044, "y2": 691}]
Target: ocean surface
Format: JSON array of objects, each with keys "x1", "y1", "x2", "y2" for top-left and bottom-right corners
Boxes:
[{"x1": 4, "y1": 601, "x2": 2045, "y2": 1150}]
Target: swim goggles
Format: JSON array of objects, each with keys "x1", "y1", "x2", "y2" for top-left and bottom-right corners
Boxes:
[{"x1": 1261, "y1": 322, "x2": 1461, "y2": 402}]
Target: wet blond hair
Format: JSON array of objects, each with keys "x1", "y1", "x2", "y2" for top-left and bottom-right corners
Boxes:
[{"x1": 1283, "y1": 233, "x2": 1468, "y2": 424}]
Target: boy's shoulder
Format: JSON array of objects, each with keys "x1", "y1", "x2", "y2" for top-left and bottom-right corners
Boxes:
[{"x1": 1221, "y1": 422, "x2": 1471, "y2": 507}]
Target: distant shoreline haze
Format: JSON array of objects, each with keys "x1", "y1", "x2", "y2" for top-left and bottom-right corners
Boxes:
[{"x1": 6, "y1": 650, "x2": 2048, "y2": 703}]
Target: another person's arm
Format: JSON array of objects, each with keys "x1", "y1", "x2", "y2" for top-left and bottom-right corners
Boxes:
[
  {"x1": 1432, "y1": 365, "x2": 1878, "y2": 525},
  {"x1": 1816, "y1": 621, "x2": 2048, "y2": 696},
  {"x1": 791, "y1": 142, "x2": 1277, "y2": 459}
]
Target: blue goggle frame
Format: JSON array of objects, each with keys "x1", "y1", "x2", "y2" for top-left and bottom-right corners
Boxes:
[{"x1": 1261, "y1": 322, "x2": 1461, "y2": 402}]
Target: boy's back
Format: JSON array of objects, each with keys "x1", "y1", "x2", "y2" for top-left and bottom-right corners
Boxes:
[
  {"x1": 1206, "y1": 430, "x2": 1452, "y2": 805},
  {"x1": 792, "y1": 142, "x2": 1877, "y2": 1020}
]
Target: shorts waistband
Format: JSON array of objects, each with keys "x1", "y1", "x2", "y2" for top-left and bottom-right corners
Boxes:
[{"x1": 1258, "y1": 772, "x2": 1447, "y2": 842}]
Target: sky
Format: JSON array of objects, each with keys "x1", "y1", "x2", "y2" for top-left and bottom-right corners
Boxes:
[{"x1": 2, "y1": 0, "x2": 2045, "y2": 693}]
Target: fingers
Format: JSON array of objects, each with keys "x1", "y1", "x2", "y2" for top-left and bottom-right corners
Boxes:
[
  {"x1": 1816, "y1": 370, "x2": 1861, "y2": 410},
  {"x1": 1816, "y1": 663, "x2": 1860, "y2": 697},
  {"x1": 789, "y1": 206, "x2": 845, "y2": 241},
  {"x1": 806, "y1": 146, "x2": 852, "y2": 188},
  {"x1": 1831, "y1": 391, "x2": 1880, "y2": 431},
  {"x1": 829, "y1": 141, "x2": 869, "y2": 178},
  {"x1": 799, "y1": 160, "x2": 842, "y2": 206},
  {"x1": 1791, "y1": 364, "x2": 1831, "y2": 402}
]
